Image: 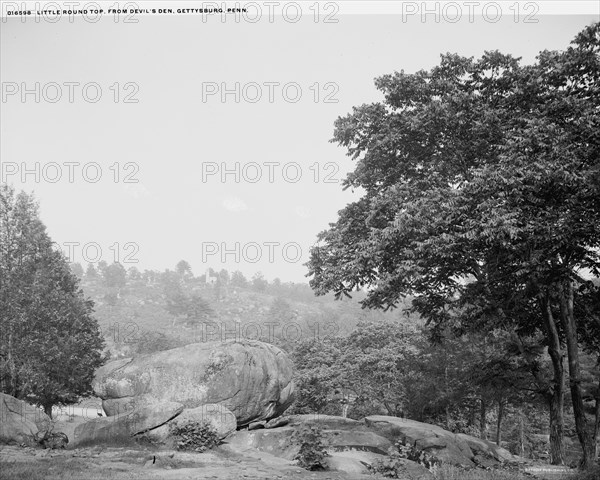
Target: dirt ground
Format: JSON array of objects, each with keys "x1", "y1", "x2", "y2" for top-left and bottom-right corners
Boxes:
[
  {"x1": 0, "y1": 415, "x2": 385, "y2": 479},
  {"x1": 0, "y1": 443, "x2": 381, "y2": 480}
]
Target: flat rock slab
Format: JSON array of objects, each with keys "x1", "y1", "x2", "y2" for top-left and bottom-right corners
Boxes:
[
  {"x1": 327, "y1": 450, "x2": 386, "y2": 475},
  {"x1": 226, "y1": 427, "x2": 298, "y2": 460},
  {"x1": 287, "y1": 414, "x2": 363, "y2": 430}
]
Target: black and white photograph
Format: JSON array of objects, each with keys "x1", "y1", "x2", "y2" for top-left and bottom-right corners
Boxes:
[{"x1": 1, "y1": 2, "x2": 599, "y2": 479}]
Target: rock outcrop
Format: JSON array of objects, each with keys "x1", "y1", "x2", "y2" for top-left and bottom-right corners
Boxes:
[
  {"x1": 0, "y1": 393, "x2": 50, "y2": 446},
  {"x1": 365, "y1": 415, "x2": 525, "y2": 468},
  {"x1": 365, "y1": 415, "x2": 475, "y2": 467},
  {"x1": 93, "y1": 340, "x2": 295, "y2": 427},
  {"x1": 456, "y1": 433, "x2": 521, "y2": 466},
  {"x1": 226, "y1": 413, "x2": 433, "y2": 477},
  {"x1": 225, "y1": 413, "x2": 525, "y2": 475}
]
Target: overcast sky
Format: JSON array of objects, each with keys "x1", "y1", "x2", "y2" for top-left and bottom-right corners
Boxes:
[{"x1": 1, "y1": 3, "x2": 597, "y2": 282}]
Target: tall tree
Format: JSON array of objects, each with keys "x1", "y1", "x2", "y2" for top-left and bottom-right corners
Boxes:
[
  {"x1": 307, "y1": 24, "x2": 600, "y2": 468},
  {"x1": 231, "y1": 270, "x2": 248, "y2": 288},
  {"x1": 251, "y1": 272, "x2": 268, "y2": 292},
  {"x1": 103, "y1": 262, "x2": 127, "y2": 289},
  {"x1": 85, "y1": 262, "x2": 98, "y2": 279},
  {"x1": 176, "y1": 260, "x2": 193, "y2": 279},
  {"x1": 0, "y1": 186, "x2": 105, "y2": 417}
]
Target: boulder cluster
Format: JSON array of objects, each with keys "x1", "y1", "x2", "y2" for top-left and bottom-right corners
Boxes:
[{"x1": 1, "y1": 339, "x2": 526, "y2": 477}]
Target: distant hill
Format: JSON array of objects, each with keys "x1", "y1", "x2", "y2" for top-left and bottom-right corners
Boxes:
[{"x1": 73, "y1": 263, "x2": 422, "y2": 359}]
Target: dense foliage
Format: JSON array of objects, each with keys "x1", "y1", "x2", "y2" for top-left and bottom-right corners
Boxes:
[{"x1": 307, "y1": 24, "x2": 600, "y2": 468}]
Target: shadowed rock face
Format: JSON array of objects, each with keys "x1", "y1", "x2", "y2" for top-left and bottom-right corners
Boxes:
[
  {"x1": 0, "y1": 393, "x2": 50, "y2": 446},
  {"x1": 141, "y1": 403, "x2": 237, "y2": 446},
  {"x1": 93, "y1": 340, "x2": 295, "y2": 427},
  {"x1": 74, "y1": 402, "x2": 184, "y2": 447}
]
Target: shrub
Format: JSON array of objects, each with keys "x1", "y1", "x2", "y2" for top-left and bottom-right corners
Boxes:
[
  {"x1": 394, "y1": 438, "x2": 441, "y2": 470},
  {"x1": 368, "y1": 449, "x2": 406, "y2": 478},
  {"x1": 292, "y1": 424, "x2": 330, "y2": 471},
  {"x1": 168, "y1": 420, "x2": 220, "y2": 453},
  {"x1": 369, "y1": 440, "x2": 441, "y2": 478}
]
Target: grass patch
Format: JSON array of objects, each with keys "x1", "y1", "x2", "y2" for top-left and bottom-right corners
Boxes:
[
  {"x1": 430, "y1": 463, "x2": 600, "y2": 480},
  {"x1": 432, "y1": 464, "x2": 531, "y2": 480},
  {"x1": 0, "y1": 457, "x2": 142, "y2": 480}
]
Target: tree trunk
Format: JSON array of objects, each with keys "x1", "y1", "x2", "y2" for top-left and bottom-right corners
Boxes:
[
  {"x1": 519, "y1": 415, "x2": 525, "y2": 457},
  {"x1": 540, "y1": 291, "x2": 566, "y2": 465},
  {"x1": 559, "y1": 280, "x2": 594, "y2": 469},
  {"x1": 592, "y1": 377, "x2": 599, "y2": 462},
  {"x1": 469, "y1": 404, "x2": 477, "y2": 432},
  {"x1": 480, "y1": 397, "x2": 488, "y2": 440},
  {"x1": 44, "y1": 403, "x2": 53, "y2": 419},
  {"x1": 6, "y1": 330, "x2": 17, "y2": 397},
  {"x1": 444, "y1": 365, "x2": 450, "y2": 430},
  {"x1": 548, "y1": 388, "x2": 565, "y2": 465},
  {"x1": 496, "y1": 398, "x2": 505, "y2": 446}
]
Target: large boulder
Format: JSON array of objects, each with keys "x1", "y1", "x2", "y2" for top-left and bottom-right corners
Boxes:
[
  {"x1": 93, "y1": 340, "x2": 295, "y2": 427},
  {"x1": 364, "y1": 415, "x2": 476, "y2": 467},
  {"x1": 74, "y1": 401, "x2": 183, "y2": 447},
  {"x1": 0, "y1": 393, "x2": 50, "y2": 446}
]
